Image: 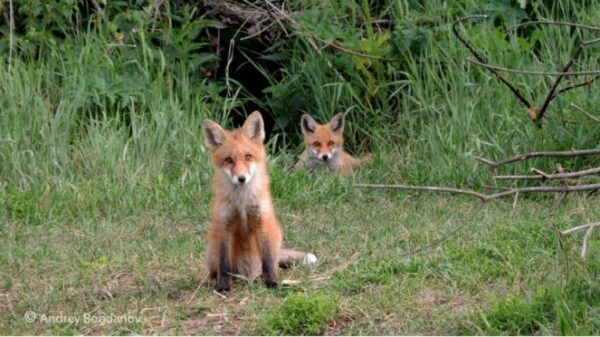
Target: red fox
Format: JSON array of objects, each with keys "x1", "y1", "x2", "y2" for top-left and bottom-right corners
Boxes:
[
  {"x1": 203, "y1": 111, "x2": 317, "y2": 292},
  {"x1": 296, "y1": 113, "x2": 368, "y2": 174}
]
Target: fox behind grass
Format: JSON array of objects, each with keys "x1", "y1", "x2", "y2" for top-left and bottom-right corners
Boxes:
[
  {"x1": 296, "y1": 113, "x2": 369, "y2": 174},
  {"x1": 203, "y1": 111, "x2": 317, "y2": 292}
]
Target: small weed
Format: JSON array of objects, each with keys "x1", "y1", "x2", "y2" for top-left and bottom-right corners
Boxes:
[{"x1": 258, "y1": 293, "x2": 339, "y2": 335}]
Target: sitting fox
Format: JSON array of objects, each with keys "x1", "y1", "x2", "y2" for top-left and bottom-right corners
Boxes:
[
  {"x1": 295, "y1": 113, "x2": 368, "y2": 174},
  {"x1": 203, "y1": 111, "x2": 317, "y2": 292}
]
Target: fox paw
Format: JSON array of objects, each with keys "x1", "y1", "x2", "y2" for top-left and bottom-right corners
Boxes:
[
  {"x1": 263, "y1": 276, "x2": 278, "y2": 288},
  {"x1": 216, "y1": 279, "x2": 231, "y2": 293}
]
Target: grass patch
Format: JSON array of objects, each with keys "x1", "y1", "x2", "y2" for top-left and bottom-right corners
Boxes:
[
  {"x1": 257, "y1": 293, "x2": 339, "y2": 335},
  {"x1": 459, "y1": 277, "x2": 600, "y2": 335}
]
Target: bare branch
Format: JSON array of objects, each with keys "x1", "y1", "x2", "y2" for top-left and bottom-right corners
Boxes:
[
  {"x1": 354, "y1": 183, "x2": 488, "y2": 201},
  {"x1": 282, "y1": 253, "x2": 361, "y2": 285},
  {"x1": 493, "y1": 174, "x2": 545, "y2": 180},
  {"x1": 570, "y1": 103, "x2": 600, "y2": 124},
  {"x1": 466, "y1": 58, "x2": 600, "y2": 77},
  {"x1": 560, "y1": 222, "x2": 599, "y2": 258},
  {"x1": 452, "y1": 15, "x2": 532, "y2": 109},
  {"x1": 580, "y1": 226, "x2": 594, "y2": 257},
  {"x1": 495, "y1": 166, "x2": 600, "y2": 181},
  {"x1": 560, "y1": 222, "x2": 600, "y2": 235},
  {"x1": 314, "y1": 36, "x2": 399, "y2": 61},
  {"x1": 553, "y1": 79, "x2": 595, "y2": 99},
  {"x1": 353, "y1": 182, "x2": 600, "y2": 202},
  {"x1": 536, "y1": 42, "x2": 586, "y2": 121},
  {"x1": 474, "y1": 148, "x2": 600, "y2": 170},
  {"x1": 506, "y1": 20, "x2": 600, "y2": 33},
  {"x1": 455, "y1": 16, "x2": 600, "y2": 122},
  {"x1": 398, "y1": 203, "x2": 486, "y2": 258}
]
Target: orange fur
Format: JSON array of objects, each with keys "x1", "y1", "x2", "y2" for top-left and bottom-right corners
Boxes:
[
  {"x1": 203, "y1": 111, "x2": 315, "y2": 292},
  {"x1": 296, "y1": 113, "x2": 367, "y2": 174}
]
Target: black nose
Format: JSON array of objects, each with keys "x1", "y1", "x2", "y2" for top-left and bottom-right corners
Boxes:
[
  {"x1": 322, "y1": 154, "x2": 329, "y2": 161},
  {"x1": 237, "y1": 176, "x2": 246, "y2": 184}
]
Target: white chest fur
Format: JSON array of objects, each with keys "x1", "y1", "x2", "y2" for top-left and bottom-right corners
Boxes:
[{"x1": 217, "y1": 174, "x2": 268, "y2": 232}]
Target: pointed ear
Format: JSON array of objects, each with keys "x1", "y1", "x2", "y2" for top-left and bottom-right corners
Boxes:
[
  {"x1": 300, "y1": 114, "x2": 317, "y2": 135},
  {"x1": 242, "y1": 111, "x2": 265, "y2": 142},
  {"x1": 203, "y1": 119, "x2": 227, "y2": 152},
  {"x1": 329, "y1": 113, "x2": 345, "y2": 134}
]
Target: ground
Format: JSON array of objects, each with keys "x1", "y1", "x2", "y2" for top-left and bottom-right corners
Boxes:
[{"x1": 1, "y1": 174, "x2": 599, "y2": 334}]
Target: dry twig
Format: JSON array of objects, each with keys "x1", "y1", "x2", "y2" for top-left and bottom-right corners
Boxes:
[
  {"x1": 570, "y1": 103, "x2": 600, "y2": 124},
  {"x1": 505, "y1": 20, "x2": 600, "y2": 33},
  {"x1": 474, "y1": 148, "x2": 600, "y2": 170},
  {"x1": 560, "y1": 222, "x2": 600, "y2": 257},
  {"x1": 452, "y1": 15, "x2": 532, "y2": 109},
  {"x1": 354, "y1": 182, "x2": 600, "y2": 202},
  {"x1": 282, "y1": 253, "x2": 360, "y2": 286},
  {"x1": 466, "y1": 58, "x2": 600, "y2": 77},
  {"x1": 398, "y1": 203, "x2": 486, "y2": 258},
  {"x1": 493, "y1": 166, "x2": 600, "y2": 181}
]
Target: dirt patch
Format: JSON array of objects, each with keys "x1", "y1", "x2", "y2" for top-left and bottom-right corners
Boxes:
[
  {"x1": 95, "y1": 272, "x2": 139, "y2": 300},
  {"x1": 326, "y1": 315, "x2": 358, "y2": 335},
  {"x1": 414, "y1": 288, "x2": 470, "y2": 318}
]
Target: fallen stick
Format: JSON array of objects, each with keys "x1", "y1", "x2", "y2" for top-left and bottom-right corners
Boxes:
[
  {"x1": 559, "y1": 221, "x2": 600, "y2": 235},
  {"x1": 353, "y1": 182, "x2": 600, "y2": 202},
  {"x1": 474, "y1": 148, "x2": 600, "y2": 170},
  {"x1": 281, "y1": 253, "x2": 360, "y2": 286},
  {"x1": 560, "y1": 222, "x2": 600, "y2": 258},
  {"x1": 493, "y1": 166, "x2": 600, "y2": 181},
  {"x1": 398, "y1": 203, "x2": 486, "y2": 258}
]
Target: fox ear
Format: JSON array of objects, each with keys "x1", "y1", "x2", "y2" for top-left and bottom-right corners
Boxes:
[
  {"x1": 243, "y1": 111, "x2": 265, "y2": 142},
  {"x1": 203, "y1": 119, "x2": 226, "y2": 151},
  {"x1": 300, "y1": 114, "x2": 316, "y2": 135},
  {"x1": 329, "y1": 113, "x2": 344, "y2": 134}
]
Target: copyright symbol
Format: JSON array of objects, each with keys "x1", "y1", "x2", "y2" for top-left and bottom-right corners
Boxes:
[{"x1": 24, "y1": 311, "x2": 36, "y2": 323}]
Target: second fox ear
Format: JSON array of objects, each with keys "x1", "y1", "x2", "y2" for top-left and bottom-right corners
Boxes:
[
  {"x1": 301, "y1": 114, "x2": 316, "y2": 135},
  {"x1": 243, "y1": 111, "x2": 265, "y2": 142},
  {"x1": 329, "y1": 113, "x2": 344, "y2": 134}
]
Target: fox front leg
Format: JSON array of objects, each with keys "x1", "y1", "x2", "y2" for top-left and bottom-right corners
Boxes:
[
  {"x1": 216, "y1": 241, "x2": 231, "y2": 292},
  {"x1": 259, "y1": 237, "x2": 278, "y2": 288}
]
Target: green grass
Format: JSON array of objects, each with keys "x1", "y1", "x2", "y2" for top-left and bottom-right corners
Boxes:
[
  {"x1": 258, "y1": 293, "x2": 338, "y2": 335},
  {"x1": 2, "y1": 0, "x2": 600, "y2": 335},
  {"x1": 1, "y1": 172, "x2": 599, "y2": 334}
]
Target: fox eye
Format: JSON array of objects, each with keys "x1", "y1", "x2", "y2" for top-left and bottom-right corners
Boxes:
[
  {"x1": 244, "y1": 154, "x2": 252, "y2": 161},
  {"x1": 224, "y1": 157, "x2": 234, "y2": 164},
  {"x1": 327, "y1": 140, "x2": 335, "y2": 146},
  {"x1": 313, "y1": 141, "x2": 321, "y2": 147}
]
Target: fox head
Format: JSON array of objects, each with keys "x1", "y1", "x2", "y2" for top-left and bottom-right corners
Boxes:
[
  {"x1": 203, "y1": 111, "x2": 266, "y2": 186},
  {"x1": 300, "y1": 113, "x2": 345, "y2": 162}
]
